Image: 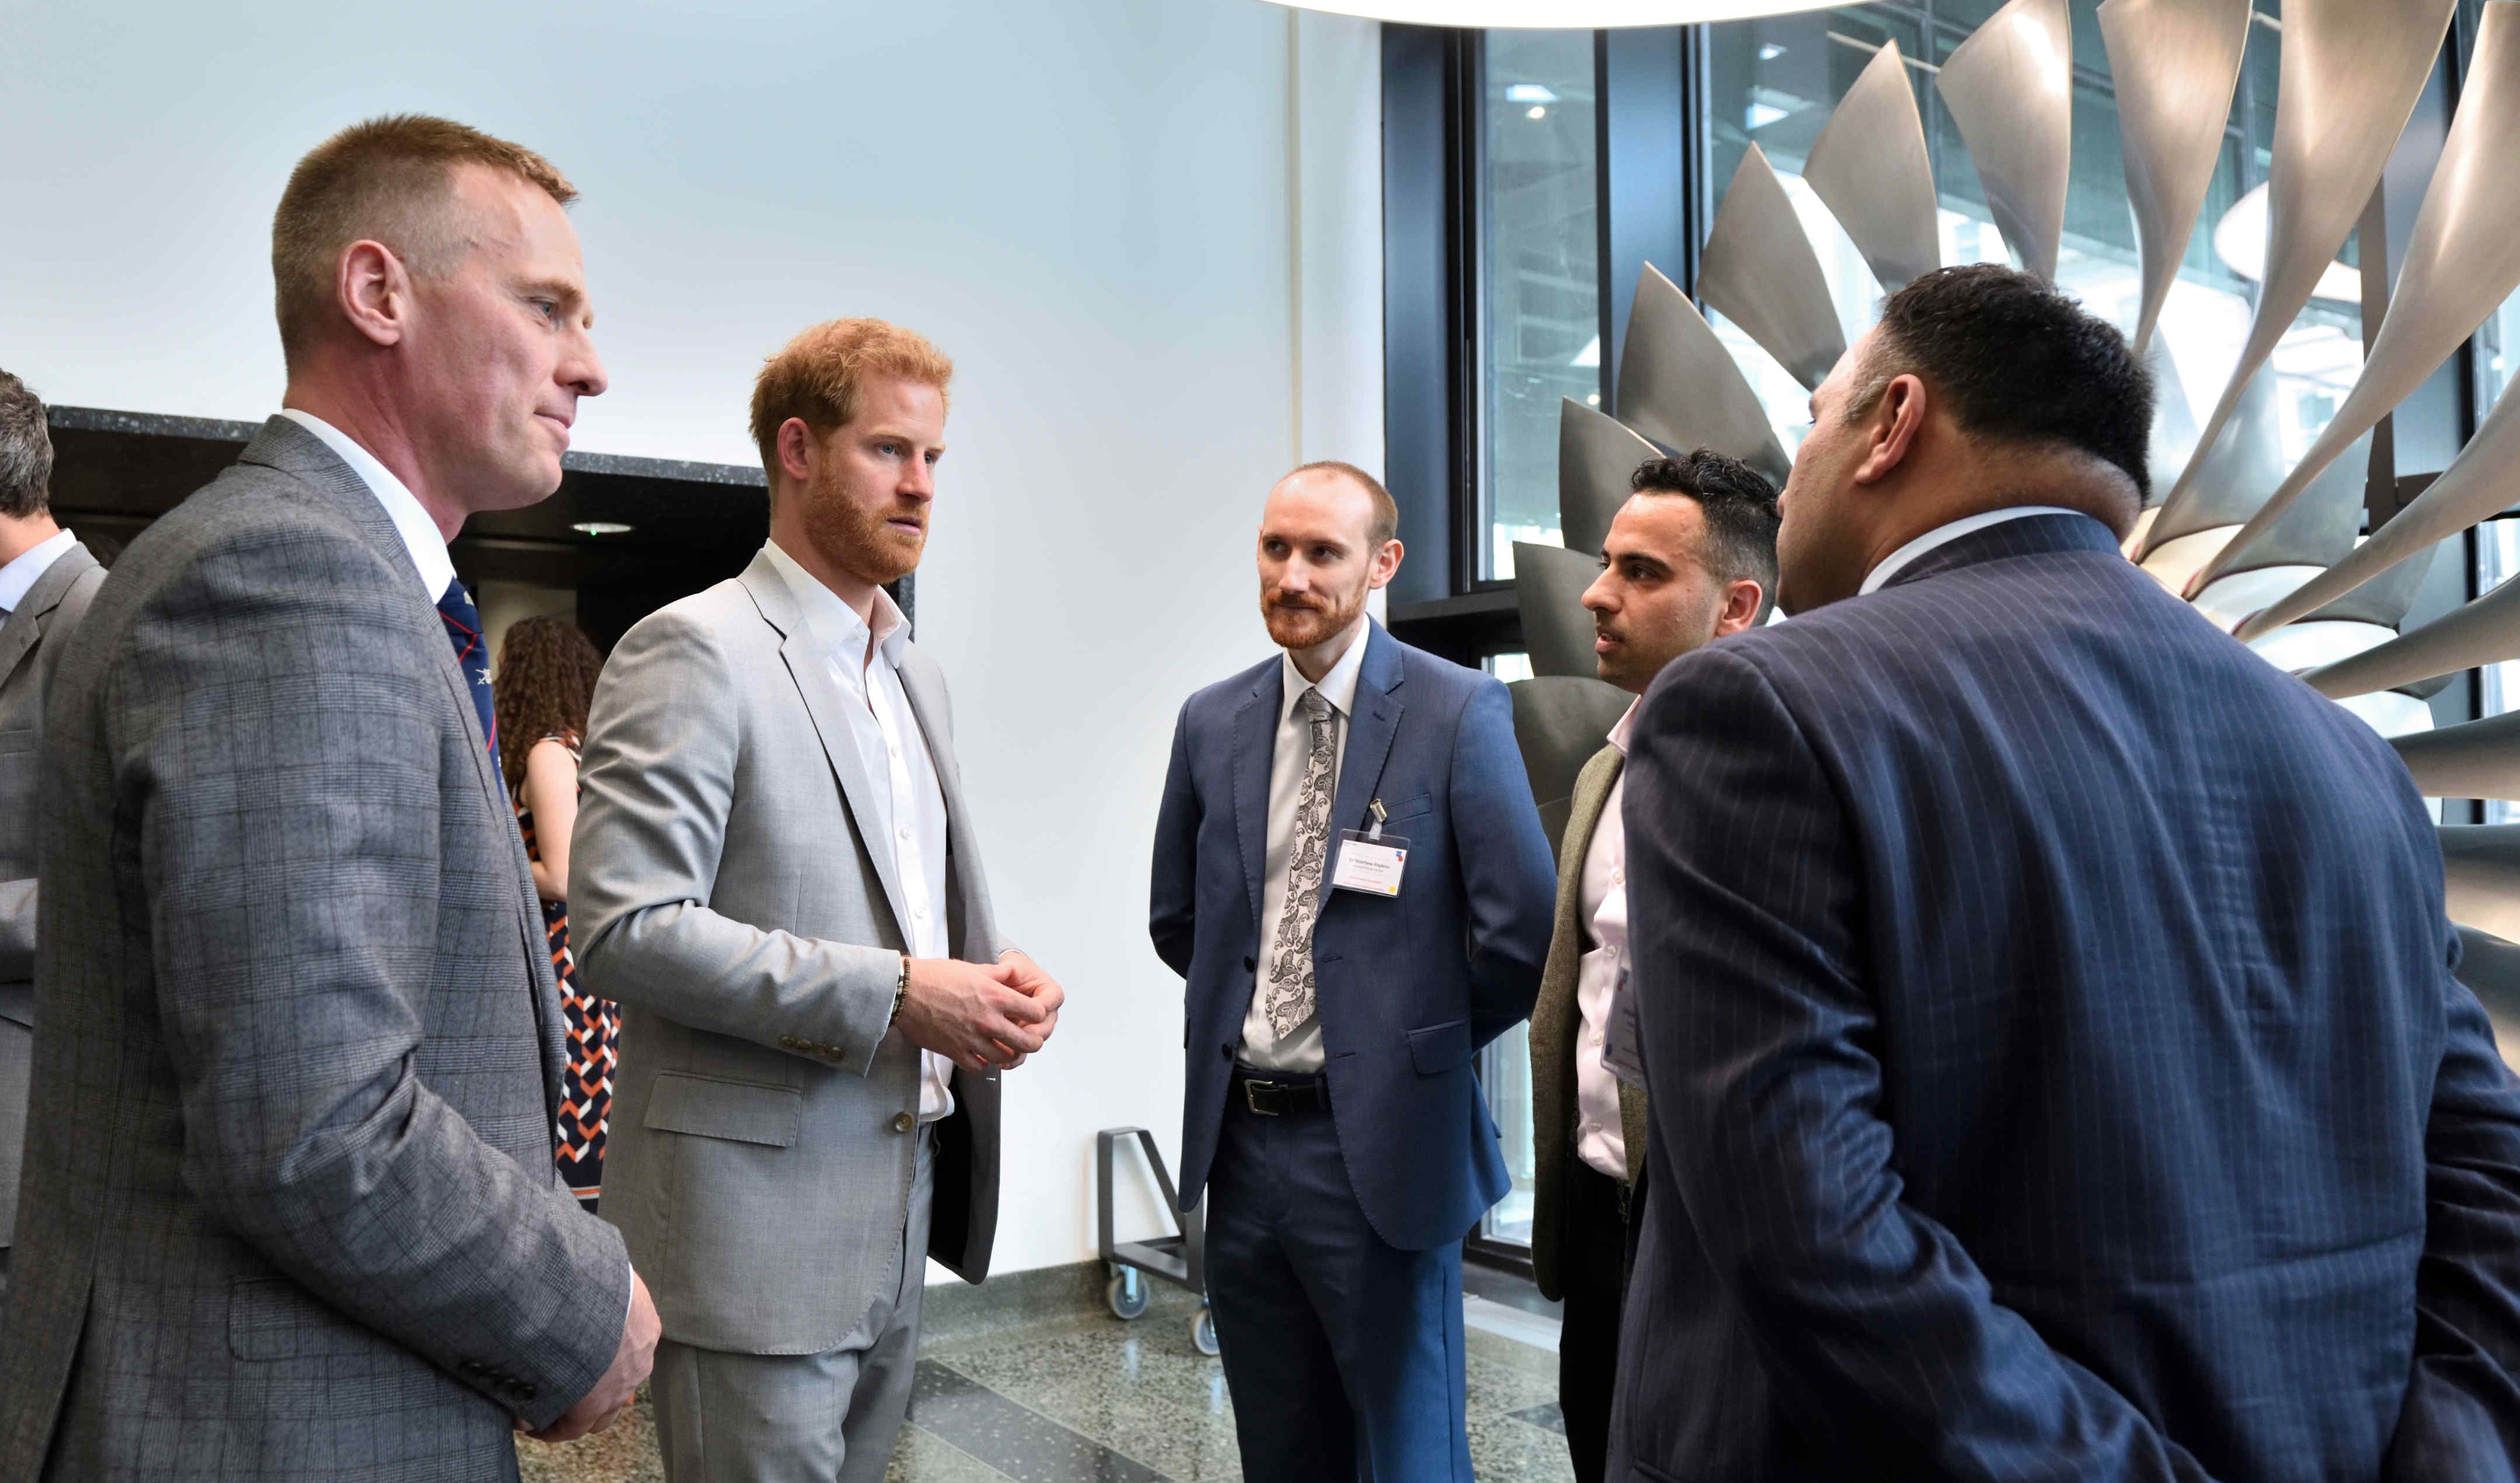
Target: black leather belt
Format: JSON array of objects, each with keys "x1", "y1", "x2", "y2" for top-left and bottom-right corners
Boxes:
[{"x1": 1232, "y1": 1064, "x2": 1331, "y2": 1116}]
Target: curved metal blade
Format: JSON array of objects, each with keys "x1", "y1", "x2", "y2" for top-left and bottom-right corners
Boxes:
[
  {"x1": 2444, "y1": 826, "x2": 2520, "y2": 941},
  {"x1": 2191, "y1": 2, "x2": 2520, "y2": 600},
  {"x1": 1560, "y1": 399, "x2": 1658, "y2": 559},
  {"x1": 1515, "y1": 541, "x2": 1605, "y2": 681},
  {"x1": 2145, "y1": 343, "x2": 2202, "y2": 507},
  {"x1": 2140, "y1": 365, "x2": 2286, "y2": 555},
  {"x1": 2394, "y1": 713, "x2": 2520, "y2": 800},
  {"x1": 2208, "y1": 431, "x2": 2371, "y2": 575},
  {"x1": 1698, "y1": 144, "x2": 1847, "y2": 392},
  {"x1": 1615, "y1": 263, "x2": 1794, "y2": 488},
  {"x1": 2098, "y1": 0, "x2": 2254, "y2": 356},
  {"x1": 2230, "y1": 381, "x2": 2520, "y2": 640},
  {"x1": 2147, "y1": 0, "x2": 2459, "y2": 541},
  {"x1": 2453, "y1": 925, "x2": 2520, "y2": 1066},
  {"x1": 2301, "y1": 538, "x2": 2440, "y2": 629},
  {"x1": 1936, "y1": 0, "x2": 2073, "y2": 283},
  {"x1": 1509, "y1": 675, "x2": 1635, "y2": 858},
  {"x1": 2308, "y1": 556, "x2": 2515, "y2": 699},
  {"x1": 1801, "y1": 40, "x2": 1939, "y2": 293}
]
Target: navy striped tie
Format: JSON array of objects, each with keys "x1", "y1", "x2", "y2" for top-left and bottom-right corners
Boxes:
[{"x1": 436, "y1": 577, "x2": 503, "y2": 789}]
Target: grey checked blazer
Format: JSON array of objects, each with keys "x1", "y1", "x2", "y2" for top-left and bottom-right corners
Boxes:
[
  {"x1": 572, "y1": 549, "x2": 1005, "y2": 1357},
  {"x1": 1, "y1": 538, "x2": 104, "y2": 1261},
  {"x1": 0, "y1": 419, "x2": 632, "y2": 1482}
]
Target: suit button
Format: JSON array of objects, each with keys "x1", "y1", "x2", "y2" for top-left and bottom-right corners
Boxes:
[
  {"x1": 1243, "y1": 955, "x2": 1256, "y2": 971},
  {"x1": 892, "y1": 1112, "x2": 916, "y2": 1133},
  {"x1": 1220, "y1": 1042, "x2": 1234, "y2": 1060}
]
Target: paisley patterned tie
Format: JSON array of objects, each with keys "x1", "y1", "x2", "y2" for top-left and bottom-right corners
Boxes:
[{"x1": 1264, "y1": 688, "x2": 1338, "y2": 1038}]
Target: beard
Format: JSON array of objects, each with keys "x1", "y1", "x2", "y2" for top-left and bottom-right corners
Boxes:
[
  {"x1": 799, "y1": 467, "x2": 925, "y2": 588},
  {"x1": 1261, "y1": 579, "x2": 1367, "y2": 652}
]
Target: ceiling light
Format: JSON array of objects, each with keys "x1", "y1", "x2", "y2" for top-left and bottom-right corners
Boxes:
[
  {"x1": 571, "y1": 521, "x2": 635, "y2": 537},
  {"x1": 1264, "y1": 0, "x2": 1831, "y2": 25},
  {"x1": 1759, "y1": 42, "x2": 1787, "y2": 60},
  {"x1": 1527, "y1": 104, "x2": 1548, "y2": 119},
  {"x1": 1503, "y1": 83, "x2": 1558, "y2": 103}
]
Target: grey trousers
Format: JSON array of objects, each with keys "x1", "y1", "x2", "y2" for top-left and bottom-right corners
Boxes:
[{"x1": 653, "y1": 1126, "x2": 934, "y2": 1483}]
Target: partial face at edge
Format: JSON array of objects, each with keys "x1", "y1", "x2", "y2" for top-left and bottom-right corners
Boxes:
[
  {"x1": 402, "y1": 165, "x2": 607, "y2": 516},
  {"x1": 791, "y1": 374, "x2": 949, "y2": 590},
  {"x1": 1256, "y1": 469, "x2": 1400, "y2": 652},
  {"x1": 1773, "y1": 325, "x2": 1884, "y2": 615}
]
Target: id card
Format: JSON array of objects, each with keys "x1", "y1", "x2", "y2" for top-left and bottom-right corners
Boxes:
[{"x1": 1331, "y1": 828, "x2": 1411, "y2": 896}]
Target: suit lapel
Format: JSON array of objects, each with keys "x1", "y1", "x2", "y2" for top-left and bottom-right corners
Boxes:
[
  {"x1": 743, "y1": 557, "x2": 917, "y2": 942},
  {"x1": 1230, "y1": 670, "x2": 1279, "y2": 931},
  {"x1": 0, "y1": 543, "x2": 98, "y2": 690},
  {"x1": 1317, "y1": 624, "x2": 1405, "y2": 911},
  {"x1": 893, "y1": 648, "x2": 979, "y2": 946}
]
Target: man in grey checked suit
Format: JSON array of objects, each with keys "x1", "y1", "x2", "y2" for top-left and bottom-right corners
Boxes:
[
  {"x1": 0, "y1": 117, "x2": 656, "y2": 1481},
  {"x1": 572, "y1": 317, "x2": 1066, "y2": 1482},
  {"x1": 0, "y1": 370, "x2": 106, "y2": 1311}
]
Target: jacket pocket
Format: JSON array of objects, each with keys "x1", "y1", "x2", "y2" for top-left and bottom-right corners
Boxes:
[
  {"x1": 1383, "y1": 790, "x2": 1434, "y2": 822},
  {"x1": 641, "y1": 1072, "x2": 802, "y2": 1147},
  {"x1": 1407, "y1": 1017, "x2": 1473, "y2": 1075}
]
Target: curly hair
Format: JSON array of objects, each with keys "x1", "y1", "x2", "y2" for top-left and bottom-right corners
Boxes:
[{"x1": 493, "y1": 615, "x2": 603, "y2": 793}]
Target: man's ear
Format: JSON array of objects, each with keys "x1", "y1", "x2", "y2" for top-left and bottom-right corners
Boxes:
[
  {"x1": 776, "y1": 418, "x2": 819, "y2": 488},
  {"x1": 1714, "y1": 578, "x2": 1764, "y2": 638},
  {"x1": 1369, "y1": 538, "x2": 1405, "y2": 589},
  {"x1": 337, "y1": 240, "x2": 408, "y2": 349},
  {"x1": 1854, "y1": 374, "x2": 1927, "y2": 486}
]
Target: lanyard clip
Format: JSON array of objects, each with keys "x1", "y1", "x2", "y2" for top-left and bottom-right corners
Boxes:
[{"x1": 1368, "y1": 798, "x2": 1388, "y2": 842}]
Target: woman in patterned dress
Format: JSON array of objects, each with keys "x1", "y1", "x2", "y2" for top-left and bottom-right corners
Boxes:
[{"x1": 492, "y1": 616, "x2": 614, "y2": 1212}]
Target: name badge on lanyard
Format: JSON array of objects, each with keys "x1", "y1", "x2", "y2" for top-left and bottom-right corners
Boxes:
[{"x1": 1331, "y1": 798, "x2": 1409, "y2": 897}]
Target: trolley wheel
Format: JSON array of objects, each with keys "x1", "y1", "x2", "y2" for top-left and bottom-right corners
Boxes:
[
  {"x1": 1191, "y1": 1306, "x2": 1220, "y2": 1356},
  {"x1": 1106, "y1": 1268, "x2": 1150, "y2": 1320}
]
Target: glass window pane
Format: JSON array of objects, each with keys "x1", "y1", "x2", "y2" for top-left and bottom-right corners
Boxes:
[
  {"x1": 1480, "y1": 1022, "x2": 1537, "y2": 1245},
  {"x1": 1481, "y1": 30, "x2": 1599, "y2": 581}
]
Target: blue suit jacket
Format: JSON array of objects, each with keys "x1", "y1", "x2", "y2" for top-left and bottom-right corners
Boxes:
[
  {"x1": 1610, "y1": 514, "x2": 2520, "y2": 1482},
  {"x1": 1150, "y1": 622, "x2": 1557, "y2": 1251}
]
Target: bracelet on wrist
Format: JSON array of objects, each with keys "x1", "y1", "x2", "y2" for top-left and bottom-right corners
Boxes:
[{"x1": 888, "y1": 954, "x2": 910, "y2": 1029}]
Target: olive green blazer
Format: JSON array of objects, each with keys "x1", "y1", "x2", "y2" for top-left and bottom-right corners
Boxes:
[{"x1": 1528, "y1": 743, "x2": 1649, "y2": 1301}]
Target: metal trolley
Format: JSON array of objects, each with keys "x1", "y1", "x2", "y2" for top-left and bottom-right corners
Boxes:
[{"x1": 1095, "y1": 1126, "x2": 1220, "y2": 1356}]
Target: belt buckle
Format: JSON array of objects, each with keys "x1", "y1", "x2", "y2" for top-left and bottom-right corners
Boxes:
[{"x1": 1242, "y1": 1078, "x2": 1279, "y2": 1116}]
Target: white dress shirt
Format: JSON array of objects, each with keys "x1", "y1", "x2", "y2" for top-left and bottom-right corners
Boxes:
[
  {"x1": 1858, "y1": 506, "x2": 2090, "y2": 596},
  {"x1": 1238, "y1": 618, "x2": 1374, "y2": 1074},
  {"x1": 760, "y1": 541, "x2": 956, "y2": 1122},
  {"x1": 278, "y1": 409, "x2": 456, "y2": 601},
  {"x1": 1573, "y1": 698, "x2": 1641, "y2": 1181},
  {"x1": 0, "y1": 527, "x2": 78, "y2": 615}
]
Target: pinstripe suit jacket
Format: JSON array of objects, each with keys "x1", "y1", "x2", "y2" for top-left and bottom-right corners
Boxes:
[
  {"x1": 1608, "y1": 513, "x2": 2520, "y2": 1482},
  {"x1": 0, "y1": 419, "x2": 631, "y2": 1482}
]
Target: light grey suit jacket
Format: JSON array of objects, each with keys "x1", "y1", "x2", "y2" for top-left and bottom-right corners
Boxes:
[
  {"x1": 573, "y1": 548, "x2": 1005, "y2": 1356},
  {"x1": 0, "y1": 538, "x2": 105, "y2": 1256},
  {"x1": 0, "y1": 419, "x2": 631, "y2": 1482}
]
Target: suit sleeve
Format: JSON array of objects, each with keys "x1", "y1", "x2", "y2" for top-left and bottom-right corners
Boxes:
[
  {"x1": 0, "y1": 569, "x2": 104, "y2": 984},
  {"x1": 1149, "y1": 699, "x2": 1200, "y2": 979},
  {"x1": 2384, "y1": 938, "x2": 2520, "y2": 1483},
  {"x1": 1449, "y1": 676, "x2": 1555, "y2": 1050},
  {"x1": 130, "y1": 524, "x2": 626, "y2": 1429},
  {"x1": 1625, "y1": 646, "x2": 2213, "y2": 1482},
  {"x1": 570, "y1": 608, "x2": 897, "y2": 1073}
]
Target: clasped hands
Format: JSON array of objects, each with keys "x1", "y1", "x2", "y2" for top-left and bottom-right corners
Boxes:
[{"x1": 897, "y1": 948, "x2": 1066, "y2": 1072}]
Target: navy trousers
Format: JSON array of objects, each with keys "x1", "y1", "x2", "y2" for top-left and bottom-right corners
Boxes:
[{"x1": 1205, "y1": 1091, "x2": 1471, "y2": 1483}]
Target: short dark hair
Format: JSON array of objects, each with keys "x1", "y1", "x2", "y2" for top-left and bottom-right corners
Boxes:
[
  {"x1": 0, "y1": 370, "x2": 52, "y2": 519},
  {"x1": 1290, "y1": 460, "x2": 1400, "y2": 547},
  {"x1": 1855, "y1": 263, "x2": 2153, "y2": 502},
  {"x1": 1630, "y1": 450, "x2": 1780, "y2": 614}
]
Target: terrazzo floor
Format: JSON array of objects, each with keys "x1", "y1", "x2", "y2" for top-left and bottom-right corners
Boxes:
[{"x1": 519, "y1": 1277, "x2": 1578, "y2": 1483}]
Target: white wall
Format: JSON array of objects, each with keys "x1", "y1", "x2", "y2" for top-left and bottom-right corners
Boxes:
[{"x1": 0, "y1": 0, "x2": 1383, "y2": 1276}]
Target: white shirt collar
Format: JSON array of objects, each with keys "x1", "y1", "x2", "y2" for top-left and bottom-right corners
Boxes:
[
  {"x1": 1606, "y1": 696, "x2": 1642, "y2": 757},
  {"x1": 760, "y1": 539, "x2": 910, "y2": 672},
  {"x1": 1280, "y1": 617, "x2": 1374, "y2": 723},
  {"x1": 1857, "y1": 506, "x2": 2090, "y2": 596},
  {"x1": 0, "y1": 527, "x2": 78, "y2": 615},
  {"x1": 279, "y1": 409, "x2": 458, "y2": 602}
]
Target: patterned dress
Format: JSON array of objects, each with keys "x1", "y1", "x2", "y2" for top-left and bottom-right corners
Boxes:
[{"x1": 516, "y1": 732, "x2": 617, "y2": 1210}]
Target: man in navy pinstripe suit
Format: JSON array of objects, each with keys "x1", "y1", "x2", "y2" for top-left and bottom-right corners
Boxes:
[{"x1": 1609, "y1": 264, "x2": 2520, "y2": 1482}]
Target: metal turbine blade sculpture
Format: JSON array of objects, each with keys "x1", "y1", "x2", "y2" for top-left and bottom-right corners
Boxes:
[
  {"x1": 1515, "y1": 541, "x2": 1610, "y2": 681},
  {"x1": 2202, "y1": 3, "x2": 2520, "y2": 610},
  {"x1": 2392, "y1": 713, "x2": 2520, "y2": 800},
  {"x1": 1699, "y1": 144, "x2": 1847, "y2": 391},
  {"x1": 2307, "y1": 565, "x2": 2520, "y2": 701},
  {"x1": 1937, "y1": 0, "x2": 2073, "y2": 284},
  {"x1": 1614, "y1": 264, "x2": 1794, "y2": 488},
  {"x1": 1559, "y1": 399, "x2": 1661, "y2": 559},
  {"x1": 2444, "y1": 827, "x2": 2520, "y2": 942},
  {"x1": 1801, "y1": 40, "x2": 1939, "y2": 293},
  {"x1": 2097, "y1": 0, "x2": 2254, "y2": 356},
  {"x1": 2144, "y1": 0, "x2": 2460, "y2": 556},
  {"x1": 1508, "y1": 676, "x2": 1634, "y2": 857}
]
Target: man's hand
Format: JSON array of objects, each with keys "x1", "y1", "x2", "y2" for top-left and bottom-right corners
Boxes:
[
  {"x1": 994, "y1": 951, "x2": 1067, "y2": 1068},
  {"x1": 527, "y1": 1269, "x2": 660, "y2": 1443},
  {"x1": 899, "y1": 957, "x2": 1052, "y2": 1073}
]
